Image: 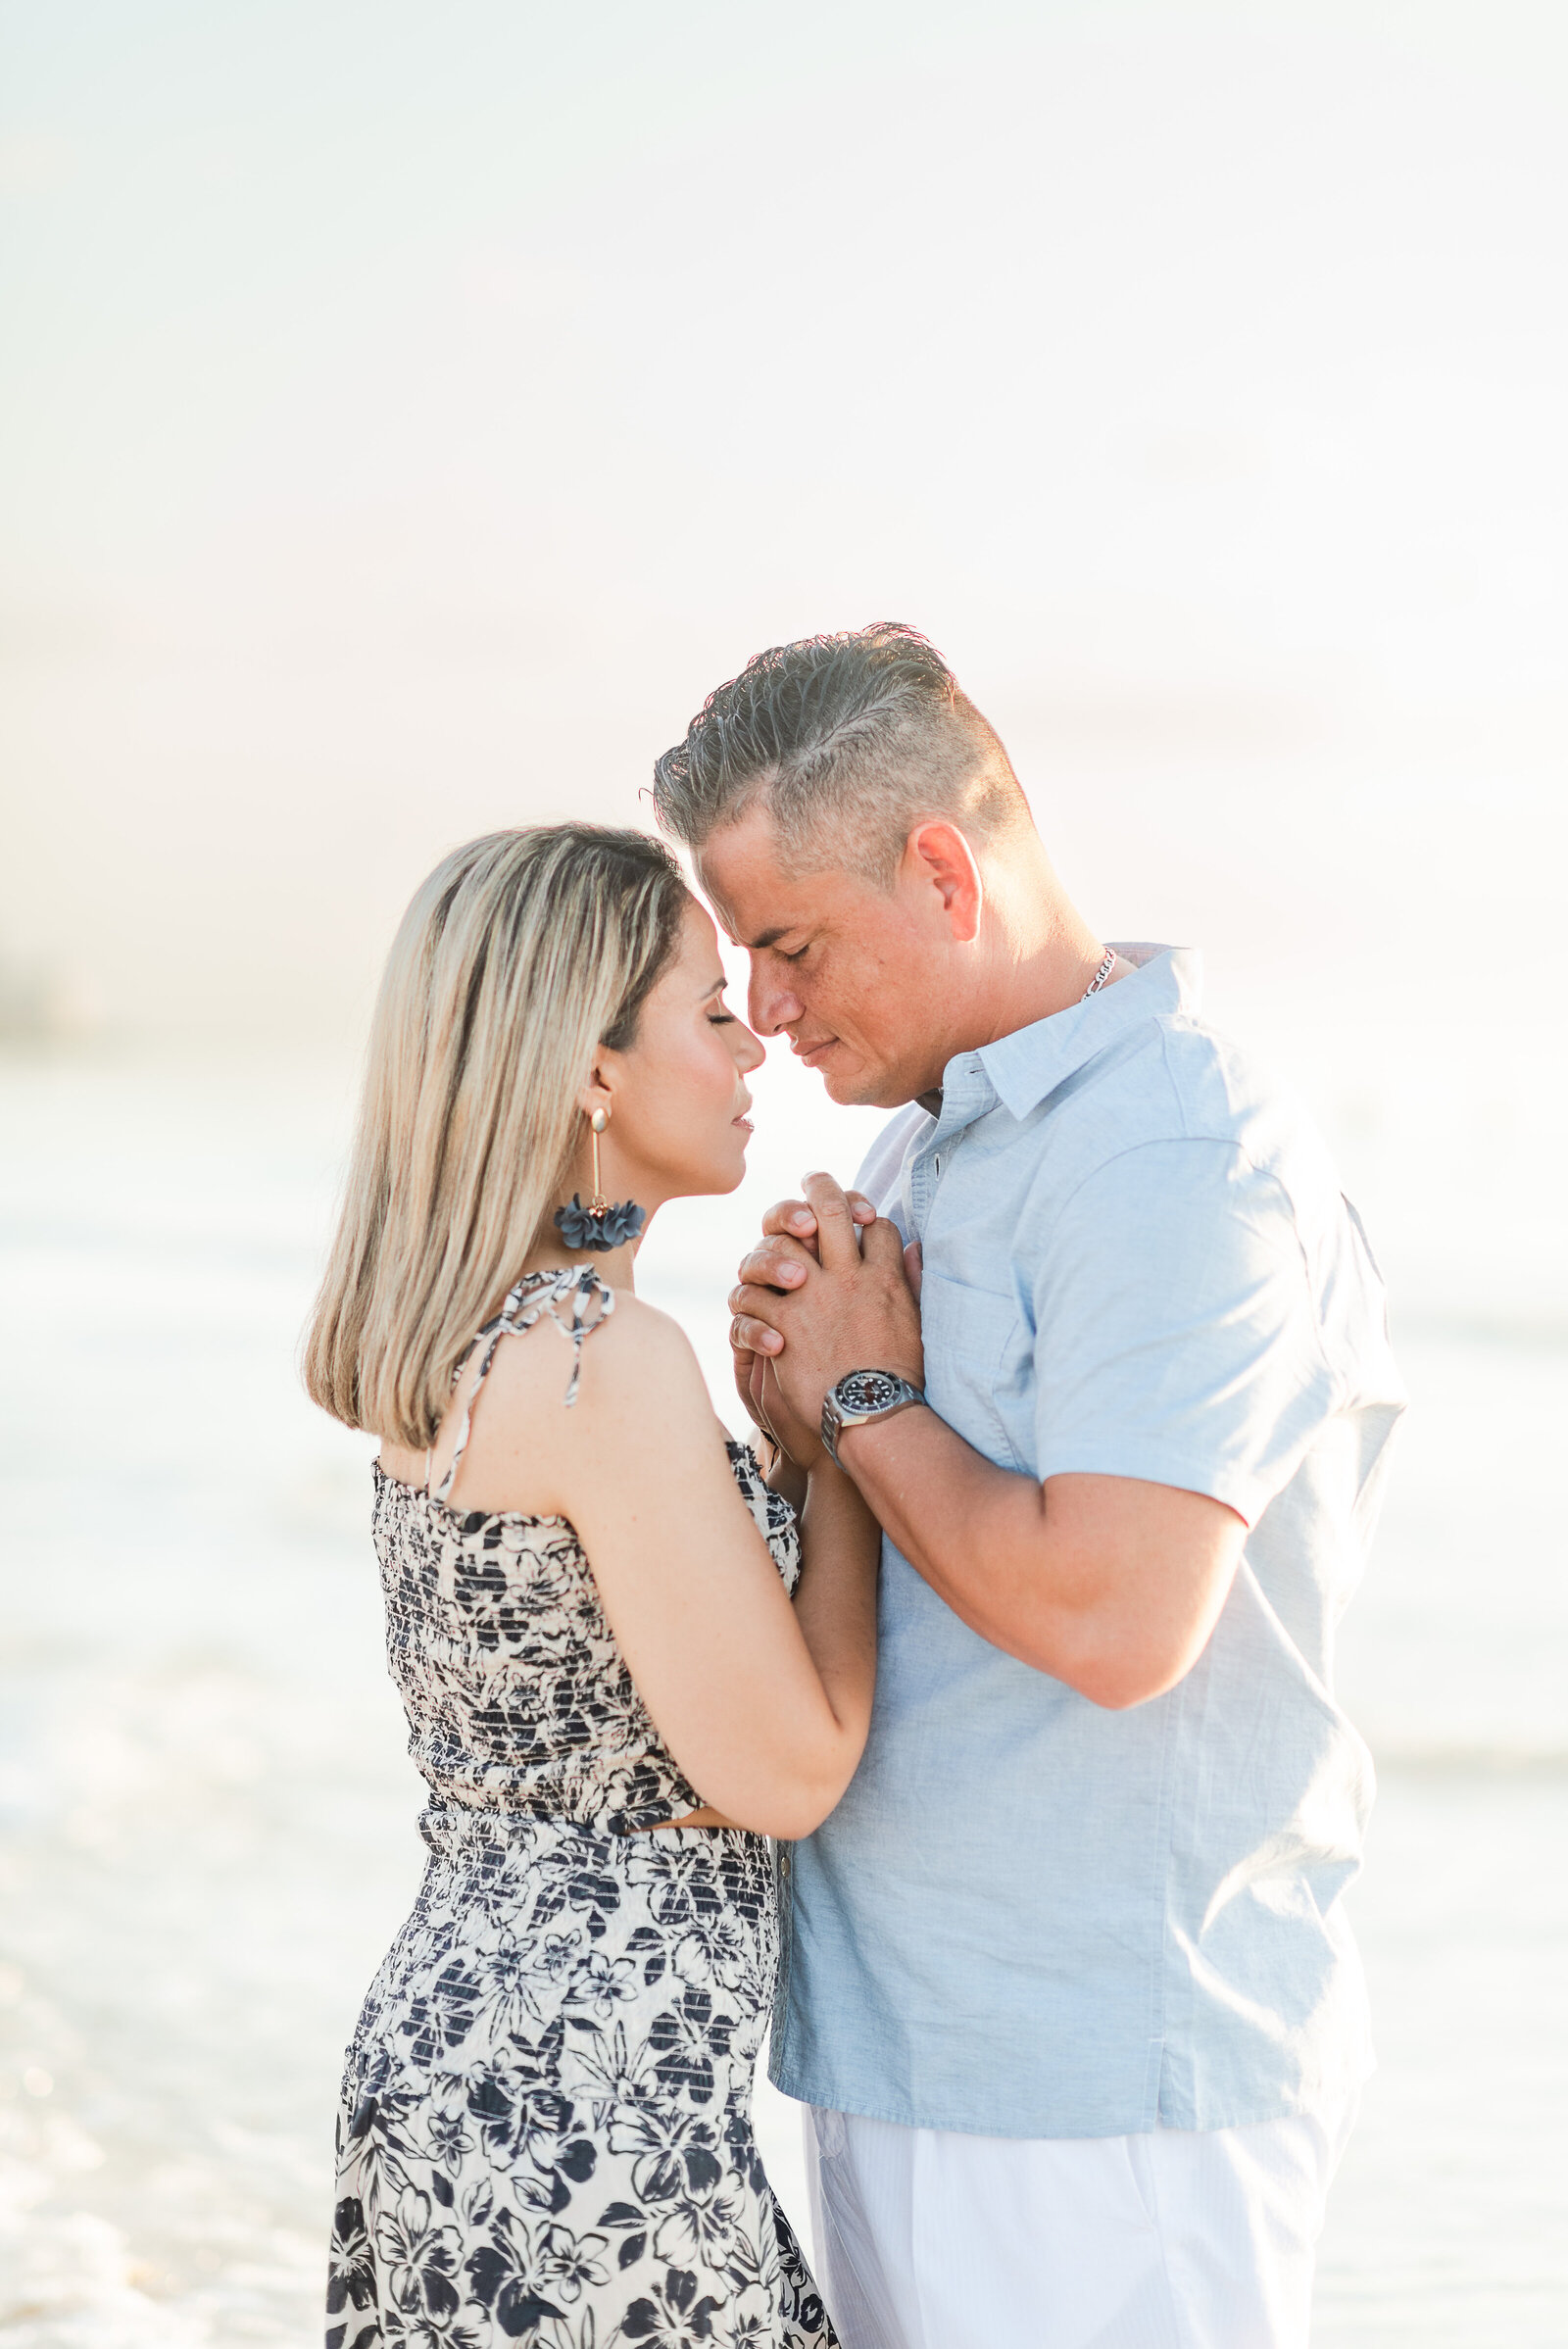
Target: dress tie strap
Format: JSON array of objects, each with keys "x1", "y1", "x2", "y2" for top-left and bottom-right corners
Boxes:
[{"x1": 430, "y1": 1264, "x2": 615, "y2": 1505}]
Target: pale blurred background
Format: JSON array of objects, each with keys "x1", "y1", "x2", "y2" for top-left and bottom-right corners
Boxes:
[{"x1": 2, "y1": 2, "x2": 1565, "y2": 2341}]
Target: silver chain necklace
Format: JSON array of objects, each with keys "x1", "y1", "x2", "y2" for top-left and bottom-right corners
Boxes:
[{"x1": 1081, "y1": 947, "x2": 1116, "y2": 1001}]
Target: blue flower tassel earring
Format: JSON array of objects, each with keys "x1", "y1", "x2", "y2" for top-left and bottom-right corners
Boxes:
[{"x1": 555, "y1": 1105, "x2": 646, "y2": 1252}]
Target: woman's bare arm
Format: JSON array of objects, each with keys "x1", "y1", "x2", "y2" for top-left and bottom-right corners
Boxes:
[{"x1": 429, "y1": 1296, "x2": 880, "y2": 1838}]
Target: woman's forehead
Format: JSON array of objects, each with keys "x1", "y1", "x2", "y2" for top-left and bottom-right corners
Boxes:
[{"x1": 666, "y1": 895, "x2": 726, "y2": 990}]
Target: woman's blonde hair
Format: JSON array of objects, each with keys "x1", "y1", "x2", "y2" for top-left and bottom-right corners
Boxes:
[{"x1": 303, "y1": 823, "x2": 688, "y2": 1447}]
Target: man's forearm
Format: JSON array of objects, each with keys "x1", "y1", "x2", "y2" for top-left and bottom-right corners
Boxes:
[
  {"x1": 726, "y1": 1170, "x2": 1243, "y2": 1704},
  {"x1": 834, "y1": 1407, "x2": 1095, "y2": 1682},
  {"x1": 835, "y1": 1407, "x2": 1243, "y2": 1708}
]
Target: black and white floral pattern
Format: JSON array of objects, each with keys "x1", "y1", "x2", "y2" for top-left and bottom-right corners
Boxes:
[{"x1": 329, "y1": 1267, "x2": 834, "y2": 2348}]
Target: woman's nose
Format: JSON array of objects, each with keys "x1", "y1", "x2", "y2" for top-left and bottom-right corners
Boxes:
[{"x1": 736, "y1": 1024, "x2": 766, "y2": 1073}]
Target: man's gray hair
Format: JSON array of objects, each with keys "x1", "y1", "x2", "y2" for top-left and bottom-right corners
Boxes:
[{"x1": 651, "y1": 623, "x2": 1031, "y2": 887}]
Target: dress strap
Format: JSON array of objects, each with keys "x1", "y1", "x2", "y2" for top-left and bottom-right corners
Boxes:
[{"x1": 430, "y1": 1265, "x2": 615, "y2": 1506}]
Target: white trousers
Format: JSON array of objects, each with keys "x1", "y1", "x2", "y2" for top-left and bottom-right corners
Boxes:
[{"x1": 804, "y1": 2093, "x2": 1358, "y2": 2349}]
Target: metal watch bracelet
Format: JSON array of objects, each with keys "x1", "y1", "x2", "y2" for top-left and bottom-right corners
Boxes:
[{"x1": 820, "y1": 1369, "x2": 926, "y2": 1465}]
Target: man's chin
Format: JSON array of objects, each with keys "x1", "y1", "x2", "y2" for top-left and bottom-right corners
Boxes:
[{"x1": 819, "y1": 1060, "x2": 906, "y2": 1111}]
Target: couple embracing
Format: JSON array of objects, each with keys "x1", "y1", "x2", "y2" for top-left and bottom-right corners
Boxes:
[{"x1": 306, "y1": 625, "x2": 1403, "y2": 2349}]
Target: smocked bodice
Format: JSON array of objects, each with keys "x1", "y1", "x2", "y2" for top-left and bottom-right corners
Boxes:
[{"x1": 369, "y1": 1266, "x2": 801, "y2": 1835}]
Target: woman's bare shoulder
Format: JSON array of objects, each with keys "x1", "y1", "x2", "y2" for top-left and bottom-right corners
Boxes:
[
  {"x1": 439, "y1": 1289, "x2": 714, "y2": 1514},
  {"x1": 587, "y1": 1290, "x2": 701, "y2": 1372},
  {"x1": 558, "y1": 1292, "x2": 717, "y2": 1438}
]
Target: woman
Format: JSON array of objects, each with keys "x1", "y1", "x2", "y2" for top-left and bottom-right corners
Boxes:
[{"x1": 304, "y1": 824, "x2": 881, "y2": 2349}]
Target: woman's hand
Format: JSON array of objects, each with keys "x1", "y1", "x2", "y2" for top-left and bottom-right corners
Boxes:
[{"x1": 743, "y1": 1347, "x2": 825, "y2": 1472}]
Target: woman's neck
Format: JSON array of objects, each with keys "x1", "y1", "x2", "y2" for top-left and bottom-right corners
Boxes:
[{"x1": 519, "y1": 1226, "x2": 647, "y2": 1293}]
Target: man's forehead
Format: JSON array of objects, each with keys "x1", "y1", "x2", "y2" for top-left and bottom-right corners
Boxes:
[
  {"x1": 705, "y1": 875, "x2": 837, "y2": 954},
  {"x1": 696, "y1": 827, "x2": 825, "y2": 946}
]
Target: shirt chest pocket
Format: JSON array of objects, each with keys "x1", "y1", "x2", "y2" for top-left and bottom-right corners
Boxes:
[{"x1": 917, "y1": 1267, "x2": 1026, "y2": 1473}]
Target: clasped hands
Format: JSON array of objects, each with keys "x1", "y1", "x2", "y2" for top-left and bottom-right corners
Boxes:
[{"x1": 728, "y1": 1171, "x2": 924, "y2": 1471}]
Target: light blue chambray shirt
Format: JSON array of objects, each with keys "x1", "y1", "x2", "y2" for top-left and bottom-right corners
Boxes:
[{"x1": 769, "y1": 947, "x2": 1405, "y2": 2138}]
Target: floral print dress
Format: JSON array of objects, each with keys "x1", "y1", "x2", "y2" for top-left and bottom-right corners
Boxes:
[{"x1": 328, "y1": 1265, "x2": 836, "y2": 2349}]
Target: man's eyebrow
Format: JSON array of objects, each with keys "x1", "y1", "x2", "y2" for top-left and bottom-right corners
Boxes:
[{"x1": 745, "y1": 926, "x2": 793, "y2": 952}]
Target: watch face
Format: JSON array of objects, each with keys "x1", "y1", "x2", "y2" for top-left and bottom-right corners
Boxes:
[{"x1": 839, "y1": 1370, "x2": 904, "y2": 1414}]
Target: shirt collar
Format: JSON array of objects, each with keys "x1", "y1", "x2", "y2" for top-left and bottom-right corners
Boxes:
[{"x1": 951, "y1": 945, "x2": 1200, "y2": 1125}]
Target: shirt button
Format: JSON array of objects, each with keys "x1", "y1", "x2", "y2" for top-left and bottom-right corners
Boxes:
[{"x1": 779, "y1": 1852, "x2": 792, "y2": 1877}]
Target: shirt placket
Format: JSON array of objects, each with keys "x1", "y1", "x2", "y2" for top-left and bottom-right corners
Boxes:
[{"x1": 903, "y1": 1057, "x2": 998, "y2": 1241}]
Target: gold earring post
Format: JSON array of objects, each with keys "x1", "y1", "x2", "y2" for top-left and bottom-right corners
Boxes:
[{"x1": 589, "y1": 1108, "x2": 609, "y2": 1217}]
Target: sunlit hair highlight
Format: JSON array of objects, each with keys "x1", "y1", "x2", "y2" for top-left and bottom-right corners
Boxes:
[
  {"x1": 652, "y1": 622, "x2": 1032, "y2": 886},
  {"x1": 303, "y1": 824, "x2": 687, "y2": 1449}
]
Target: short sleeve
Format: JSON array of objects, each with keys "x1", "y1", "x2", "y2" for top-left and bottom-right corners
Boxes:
[{"x1": 1031, "y1": 1138, "x2": 1338, "y2": 1526}]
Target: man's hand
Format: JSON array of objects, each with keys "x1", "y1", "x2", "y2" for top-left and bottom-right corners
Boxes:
[
  {"x1": 729, "y1": 1172, "x2": 924, "y2": 1442},
  {"x1": 728, "y1": 1185, "x2": 876, "y2": 1453}
]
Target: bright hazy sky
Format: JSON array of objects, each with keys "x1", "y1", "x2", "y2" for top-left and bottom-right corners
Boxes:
[{"x1": 2, "y1": 0, "x2": 1566, "y2": 1062}]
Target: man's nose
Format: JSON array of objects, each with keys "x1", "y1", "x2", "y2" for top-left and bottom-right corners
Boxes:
[{"x1": 747, "y1": 956, "x2": 802, "y2": 1039}]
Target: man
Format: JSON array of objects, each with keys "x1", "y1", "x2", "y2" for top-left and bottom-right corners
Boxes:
[{"x1": 652, "y1": 625, "x2": 1404, "y2": 2349}]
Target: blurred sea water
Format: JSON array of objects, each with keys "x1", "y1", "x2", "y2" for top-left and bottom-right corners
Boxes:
[{"x1": 1, "y1": 1039, "x2": 1565, "y2": 2346}]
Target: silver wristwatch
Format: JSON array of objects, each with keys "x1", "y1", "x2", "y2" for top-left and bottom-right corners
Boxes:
[{"x1": 820, "y1": 1369, "x2": 926, "y2": 1465}]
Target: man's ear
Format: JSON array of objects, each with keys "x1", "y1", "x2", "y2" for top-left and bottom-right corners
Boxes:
[{"x1": 904, "y1": 821, "x2": 983, "y2": 945}]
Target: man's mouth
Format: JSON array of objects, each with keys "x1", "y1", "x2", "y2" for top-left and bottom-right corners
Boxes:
[{"x1": 791, "y1": 1036, "x2": 837, "y2": 1068}]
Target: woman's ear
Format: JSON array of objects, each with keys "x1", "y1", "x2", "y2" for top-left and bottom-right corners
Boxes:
[{"x1": 578, "y1": 1066, "x2": 615, "y2": 1124}]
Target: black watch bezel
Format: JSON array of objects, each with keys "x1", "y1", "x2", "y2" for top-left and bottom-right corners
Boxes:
[{"x1": 820, "y1": 1368, "x2": 925, "y2": 1464}]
